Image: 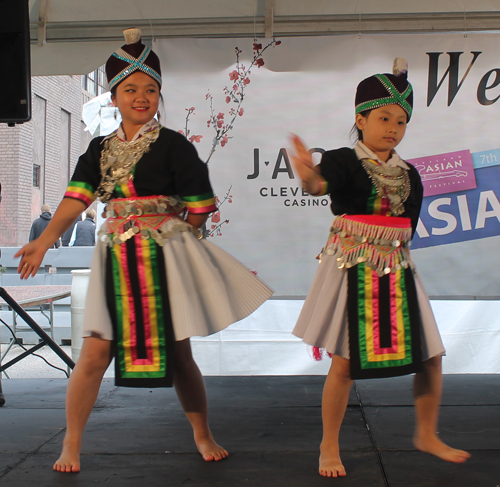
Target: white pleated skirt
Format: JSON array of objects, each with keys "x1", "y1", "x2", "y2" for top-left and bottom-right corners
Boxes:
[
  {"x1": 292, "y1": 253, "x2": 445, "y2": 361},
  {"x1": 81, "y1": 219, "x2": 274, "y2": 341}
]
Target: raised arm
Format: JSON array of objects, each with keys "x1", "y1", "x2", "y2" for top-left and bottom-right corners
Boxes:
[
  {"x1": 289, "y1": 134, "x2": 323, "y2": 196},
  {"x1": 15, "y1": 198, "x2": 87, "y2": 279}
]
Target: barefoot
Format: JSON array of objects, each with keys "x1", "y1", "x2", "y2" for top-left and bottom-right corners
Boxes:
[
  {"x1": 195, "y1": 436, "x2": 228, "y2": 462},
  {"x1": 53, "y1": 439, "x2": 81, "y2": 473},
  {"x1": 414, "y1": 435, "x2": 471, "y2": 463},
  {"x1": 319, "y1": 444, "x2": 346, "y2": 477}
]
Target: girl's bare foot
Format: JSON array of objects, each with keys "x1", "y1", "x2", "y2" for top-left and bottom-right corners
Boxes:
[
  {"x1": 195, "y1": 436, "x2": 228, "y2": 461},
  {"x1": 319, "y1": 443, "x2": 346, "y2": 477},
  {"x1": 53, "y1": 439, "x2": 81, "y2": 473},
  {"x1": 414, "y1": 435, "x2": 470, "y2": 463}
]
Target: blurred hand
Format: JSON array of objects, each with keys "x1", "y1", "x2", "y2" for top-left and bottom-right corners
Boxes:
[
  {"x1": 289, "y1": 133, "x2": 314, "y2": 179},
  {"x1": 14, "y1": 240, "x2": 49, "y2": 279}
]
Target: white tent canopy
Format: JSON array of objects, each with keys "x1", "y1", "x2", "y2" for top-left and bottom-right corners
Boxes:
[{"x1": 29, "y1": 0, "x2": 500, "y2": 75}]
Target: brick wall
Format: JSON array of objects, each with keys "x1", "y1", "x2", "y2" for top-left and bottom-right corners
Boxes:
[{"x1": 0, "y1": 75, "x2": 83, "y2": 246}]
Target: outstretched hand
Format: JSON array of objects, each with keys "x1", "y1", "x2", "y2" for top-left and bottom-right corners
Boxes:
[
  {"x1": 289, "y1": 133, "x2": 314, "y2": 178},
  {"x1": 14, "y1": 240, "x2": 49, "y2": 279},
  {"x1": 289, "y1": 133, "x2": 321, "y2": 195},
  {"x1": 14, "y1": 198, "x2": 87, "y2": 279}
]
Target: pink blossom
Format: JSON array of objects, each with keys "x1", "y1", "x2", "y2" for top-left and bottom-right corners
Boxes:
[
  {"x1": 221, "y1": 135, "x2": 228, "y2": 147},
  {"x1": 243, "y1": 77, "x2": 250, "y2": 85},
  {"x1": 211, "y1": 210, "x2": 220, "y2": 224},
  {"x1": 229, "y1": 70, "x2": 239, "y2": 81},
  {"x1": 233, "y1": 84, "x2": 238, "y2": 91},
  {"x1": 217, "y1": 112, "x2": 224, "y2": 119},
  {"x1": 189, "y1": 135, "x2": 203, "y2": 143},
  {"x1": 217, "y1": 119, "x2": 224, "y2": 128},
  {"x1": 238, "y1": 108, "x2": 244, "y2": 116},
  {"x1": 253, "y1": 43, "x2": 262, "y2": 51},
  {"x1": 256, "y1": 58, "x2": 265, "y2": 68},
  {"x1": 225, "y1": 96, "x2": 231, "y2": 103}
]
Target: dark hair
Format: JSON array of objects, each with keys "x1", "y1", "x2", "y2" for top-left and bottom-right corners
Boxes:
[{"x1": 350, "y1": 109, "x2": 372, "y2": 143}]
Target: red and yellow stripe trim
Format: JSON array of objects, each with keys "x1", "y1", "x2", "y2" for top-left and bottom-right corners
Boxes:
[
  {"x1": 182, "y1": 192, "x2": 217, "y2": 214},
  {"x1": 366, "y1": 185, "x2": 391, "y2": 216},
  {"x1": 115, "y1": 179, "x2": 138, "y2": 198},
  {"x1": 64, "y1": 181, "x2": 95, "y2": 207}
]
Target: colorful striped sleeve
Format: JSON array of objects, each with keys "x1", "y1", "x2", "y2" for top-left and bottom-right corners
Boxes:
[
  {"x1": 64, "y1": 181, "x2": 96, "y2": 207},
  {"x1": 181, "y1": 191, "x2": 217, "y2": 214}
]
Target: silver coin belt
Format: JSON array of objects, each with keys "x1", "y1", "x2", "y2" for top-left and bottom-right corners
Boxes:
[
  {"x1": 321, "y1": 217, "x2": 414, "y2": 277},
  {"x1": 98, "y1": 196, "x2": 202, "y2": 247}
]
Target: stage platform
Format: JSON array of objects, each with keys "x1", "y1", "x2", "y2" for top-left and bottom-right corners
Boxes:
[{"x1": 0, "y1": 375, "x2": 498, "y2": 486}]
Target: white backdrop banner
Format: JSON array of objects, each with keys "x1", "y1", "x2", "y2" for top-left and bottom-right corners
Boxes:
[{"x1": 156, "y1": 33, "x2": 500, "y2": 298}]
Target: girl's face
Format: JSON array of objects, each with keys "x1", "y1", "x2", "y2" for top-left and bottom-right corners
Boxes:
[
  {"x1": 355, "y1": 104, "x2": 407, "y2": 162},
  {"x1": 111, "y1": 71, "x2": 160, "y2": 134}
]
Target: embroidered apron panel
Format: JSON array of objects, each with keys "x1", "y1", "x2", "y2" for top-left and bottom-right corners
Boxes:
[
  {"x1": 106, "y1": 233, "x2": 175, "y2": 388},
  {"x1": 347, "y1": 263, "x2": 422, "y2": 380}
]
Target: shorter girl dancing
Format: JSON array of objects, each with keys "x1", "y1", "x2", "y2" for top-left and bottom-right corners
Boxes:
[{"x1": 290, "y1": 58, "x2": 470, "y2": 478}]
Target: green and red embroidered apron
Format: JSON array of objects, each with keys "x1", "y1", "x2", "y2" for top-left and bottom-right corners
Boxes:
[
  {"x1": 325, "y1": 186, "x2": 422, "y2": 379},
  {"x1": 101, "y1": 189, "x2": 190, "y2": 388}
]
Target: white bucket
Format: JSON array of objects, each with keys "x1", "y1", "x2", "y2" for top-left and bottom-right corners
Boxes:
[{"x1": 70, "y1": 269, "x2": 91, "y2": 363}]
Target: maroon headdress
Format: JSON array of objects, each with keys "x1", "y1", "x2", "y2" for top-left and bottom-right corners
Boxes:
[
  {"x1": 355, "y1": 58, "x2": 413, "y2": 122},
  {"x1": 105, "y1": 28, "x2": 162, "y2": 91}
]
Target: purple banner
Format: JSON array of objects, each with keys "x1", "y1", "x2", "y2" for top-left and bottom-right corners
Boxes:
[{"x1": 407, "y1": 149, "x2": 477, "y2": 197}]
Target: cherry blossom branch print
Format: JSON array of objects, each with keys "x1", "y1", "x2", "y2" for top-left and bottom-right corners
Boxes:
[
  {"x1": 179, "y1": 38, "x2": 281, "y2": 237},
  {"x1": 207, "y1": 186, "x2": 232, "y2": 238},
  {"x1": 205, "y1": 39, "x2": 281, "y2": 164},
  {"x1": 178, "y1": 107, "x2": 203, "y2": 144}
]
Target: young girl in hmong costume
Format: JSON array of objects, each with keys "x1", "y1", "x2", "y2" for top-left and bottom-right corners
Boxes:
[
  {"x1": 290, "y1": 59, "x2": 470, "y2": 478},
  {"x1": 16, "y1": 28, "x2": 273, "y2": 473}
]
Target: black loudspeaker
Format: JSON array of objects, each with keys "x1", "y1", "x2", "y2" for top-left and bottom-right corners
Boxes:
[{"x1": 0, "y1": 0, "x2": 31, "y2": 124}]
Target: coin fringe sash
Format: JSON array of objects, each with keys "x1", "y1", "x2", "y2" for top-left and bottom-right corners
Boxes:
[
  {"x1": 322, "y1": 214, "x2": 413, "y2": 277},
  {"x1": 98, "y1": 195, "x2": 202, "y2": 248}
]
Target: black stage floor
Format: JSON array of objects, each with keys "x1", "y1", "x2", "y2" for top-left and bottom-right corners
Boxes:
[{"x1": 0, "y1": 375, "x2": 499, "y2": 486}]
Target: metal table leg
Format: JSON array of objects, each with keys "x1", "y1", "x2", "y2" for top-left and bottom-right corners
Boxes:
[{"x1": 0, "y1": 378, "x2": 4, "y2": 407}]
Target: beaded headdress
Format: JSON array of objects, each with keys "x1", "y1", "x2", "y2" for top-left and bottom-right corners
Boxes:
[
  {"x1": 105, "y1": 28, "x2": 162, "y2": 91},
  {"x1": 355, "y1": 58, "x2": 413, "y2": 122}
]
